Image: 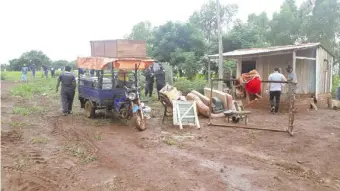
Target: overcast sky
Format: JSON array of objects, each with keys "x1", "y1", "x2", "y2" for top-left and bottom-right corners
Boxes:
[{"x1": 0, "y1": 0, "x2": 303, "y2": 64}]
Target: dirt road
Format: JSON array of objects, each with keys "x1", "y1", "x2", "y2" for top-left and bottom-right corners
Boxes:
[{"x1": 1, "y1": 81, "x2": 340, "y2": 190}]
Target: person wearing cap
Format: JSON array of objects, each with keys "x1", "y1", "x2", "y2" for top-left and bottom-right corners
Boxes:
[
  {"x1": 286, "y1": 65, "x2": 297, "y2": 96},
  {"x1": 56, "y1": 66, "x2": 76, "y2": 116},
  {"x1": 286, "y1": 65, "x2": 297, "y2": 83}
]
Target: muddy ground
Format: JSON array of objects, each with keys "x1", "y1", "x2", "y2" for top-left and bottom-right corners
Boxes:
[{"x1": 1, "y1": 81, "x2": 340, "y2": 191}]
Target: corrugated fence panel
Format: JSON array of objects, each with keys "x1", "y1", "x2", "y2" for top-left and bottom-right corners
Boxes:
[
  {"x1": 316, "y1": 47, "x2": 333, "y2": 94},
  {"x1": 295, "y1": 59, "x2": 316, "y2": 94}
]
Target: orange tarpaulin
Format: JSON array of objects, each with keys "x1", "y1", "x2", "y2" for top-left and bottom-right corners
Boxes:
[{"x1": 77, "y1": 57, "x2": 154, "y2": 70}]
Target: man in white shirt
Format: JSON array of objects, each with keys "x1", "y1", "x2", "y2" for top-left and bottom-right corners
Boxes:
[{"x1": 267, "y1": 68, "x2": 287, "y2": 113}]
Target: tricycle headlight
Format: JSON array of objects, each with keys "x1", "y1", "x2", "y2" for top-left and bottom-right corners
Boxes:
[{"x1": 128, "y1": 92, "x2": 136, "y2": 100}]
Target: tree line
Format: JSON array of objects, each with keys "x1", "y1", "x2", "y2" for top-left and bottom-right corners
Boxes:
[
  {"x1": 5, "y1": 0, "x2": 340, "y2": 78},
  {"x1": 126, "y1": 0, "x2": 340, "y2": 79},
  {"x1": 5, "y1": 50, "x2": 76, "y2": 71}
]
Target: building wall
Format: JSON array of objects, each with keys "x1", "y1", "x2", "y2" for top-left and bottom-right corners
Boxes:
[
  {"x1": 235, "y1": 46, "x2": 333, "y2": 110},
  {"x1": 237, "y1": 49, "x2": 317, "y2": 95},
  {"x1": 316, "y1": 47, "x2": 333, "y2": 95}
]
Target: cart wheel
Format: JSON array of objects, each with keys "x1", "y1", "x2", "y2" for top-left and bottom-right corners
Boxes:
[
  {"x1": 134, "y1": 110, "x2": 146, "y2": 131},
  {"x1": 84, "y1": 101, "x2": 95, "y2": 118}
]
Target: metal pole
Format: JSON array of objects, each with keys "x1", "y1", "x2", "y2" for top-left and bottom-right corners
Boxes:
[
  {"x1": 208, "y1": 58, "x2": 211, "y2": 86},
  {"x1": 216, "y1": 0, "x2": 223, "y2": 91},
  {"x1": 208, "y1": 79, "x2": 213, "y2": 125}
]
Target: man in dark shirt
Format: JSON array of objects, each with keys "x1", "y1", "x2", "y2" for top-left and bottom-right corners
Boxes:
[
  {"x1": 155, "y1": 66, "x2": 166, "y2": 100},
  {"x1": 56, "y1": 66, "x2": 76, "y2": 116},
  {"x1": 42, "y1": 65, "x2": 48, "y2": 78},
  {"x1": 50, "y1": 67, "x2": 55, "y2": 78},
  {"x1": 144, "y1": 65, "x2": 154, "y2": 97},
  {"x1": 90, "y1": 69, "x2": 95, "y2": 77},
  {"x1": 30, "y1": 64, "x2": 36, "y2": 79}
]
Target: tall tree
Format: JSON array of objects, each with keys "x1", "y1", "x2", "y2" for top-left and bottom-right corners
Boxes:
[
  {"x1": 189, "y1": 1, "x2": 238, "y2": 53},
  {"x1": 126, "y1": 21, "x2": 154, "y2": 56},
  {"x1": 151, "y1": 21, "x2": 205, "y2": 77},
  {"x1": 8, "y1": 50, "x2": 51, "y2": 71},
  {"x1": 268, "y1": 0, "x2": 301, "y2": 45},
  {"x1": 306, "y1": 0, "x2": 340, "y2": 50},
  {"x1": 247, "y1": 12, "x2": 271, "y2": 45},
  {"x1": 51, "y1": 60, "x2": 73, "y2": 69},
  {"x1": 211, "y1": 19, "x2": 270, "y2": 54}
]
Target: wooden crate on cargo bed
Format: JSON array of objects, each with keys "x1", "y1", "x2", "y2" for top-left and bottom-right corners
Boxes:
[{"x1": 90, "y1": 39, "x2": 147, "y2": 58}]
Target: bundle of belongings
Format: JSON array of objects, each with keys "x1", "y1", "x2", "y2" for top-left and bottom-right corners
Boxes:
[
  {"x1": 235, "y1": 70, "x2": 262, "y2": 99},
  {"x1": 159, "y1": 84, "x2": 235, "y2": 118}
]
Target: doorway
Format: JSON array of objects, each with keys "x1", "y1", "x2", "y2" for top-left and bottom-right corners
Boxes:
[{"x1": 241, "y1": 60, "x2": 256, "y2": 73}]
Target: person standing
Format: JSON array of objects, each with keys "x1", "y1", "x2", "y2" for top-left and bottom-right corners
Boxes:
[
  {"x1": 336, "y1": 85, "x2": 340, "y2": 101},
  {"x1": 286, "y1": 65, "x2": 297, "y2": 83},
  {"x1": 30, "y1": 63, "x2": 36, "y2": 79},
  {"x1": 155, "y1": 65, "x2": 166, "y2": 100},
  {"x1": 144, "y1": 65, "x2": 154, "y2": 97},
  {"x1": 56, "y1": 66, "x2": 76, "y2": 116},
  {"x1": 286, "y1": 65, "x2": 297, "y2": 95},
  {"x1": 50, "y1": 67, "x2": 55, "y2": 78},
  {"x1": 21, "y1": 64, "x2": 28, "y2": 82},
  {"x1": 42, "y1": 65, "x2": 48, "y2": 78},
  {"x1": 90, "y1": 69, "x2": 95, "y2": 77},
  {"x1": 267, "y1": 68, "x2": 287, "y2": 113}
]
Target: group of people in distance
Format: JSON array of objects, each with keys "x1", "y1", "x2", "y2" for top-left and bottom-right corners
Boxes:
[{"x1": 21, "y1": 64, "x2": 56, "y2": 82}]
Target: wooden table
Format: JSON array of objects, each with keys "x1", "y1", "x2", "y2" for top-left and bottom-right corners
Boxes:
[{"x1": 223, "y1": 110, "x2": 251, "y2": 125}]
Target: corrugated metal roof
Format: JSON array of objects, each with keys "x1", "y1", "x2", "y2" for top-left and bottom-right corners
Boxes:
[{"x1": 208, "y1": 43, "x2": 321, "y2": 58}]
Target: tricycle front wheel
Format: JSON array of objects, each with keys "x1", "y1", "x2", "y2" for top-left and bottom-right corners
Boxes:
[
  {"x1": 84, "y1": 100, "x2": 95, "y2": 118},
  {"x1": 134, "y1": 110, "x2": 146, "y2": 131}
]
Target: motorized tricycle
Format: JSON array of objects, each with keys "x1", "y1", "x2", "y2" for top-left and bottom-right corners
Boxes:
[{"x1": 77, "y1": 57, "x2": 154, "y2": 131}]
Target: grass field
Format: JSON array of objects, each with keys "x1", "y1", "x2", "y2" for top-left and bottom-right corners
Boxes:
[
  {"x1": 1, "y1": 71, "x2": 22, "y2": 81},
  {"x1": 1, "y1": 70, "x2": 78, "y2": 82}
]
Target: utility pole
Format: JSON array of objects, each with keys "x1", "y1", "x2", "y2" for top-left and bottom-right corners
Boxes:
[{"x1": 216, "y1": 0, "x2": 223, "y2": 91}]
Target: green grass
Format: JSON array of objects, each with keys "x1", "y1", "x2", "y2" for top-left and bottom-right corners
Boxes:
[
  {"x1": 1, "y1": 71, "x2": 21, "y2": 81},
  {"x1": 10, "y1": 78, "x2": 57, "y2": 98},
  {"x1": 94, "y1": 132, "x2": 103, "y2": 140},
  {"x1": 65, "y1": 143, "x2": 97, "y2": 164},
  {"x1": 1, "y1": 70, "x2": 72, "y2": 82},
  {"x1": 83, "y1": 155, "x2": 97, "y2": 164},
  {"x1": 12, "y1": 106, "x2": 45, "y2": 116},
  {"x1": 332, "y1": 75, "x2": 340, "y2": 98},
  {"x1": 9, "y1": 121, "x2": 27, "y2": 128},
  {"x1": 30, "y1": 137, "x2": 48, "y2": 144},
  {"x1": 163, "y1": 137, "x2": 177, "y2": 146}
]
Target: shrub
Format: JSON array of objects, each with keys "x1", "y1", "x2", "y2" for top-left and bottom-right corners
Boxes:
[
  {"x1": 174, "y1": 77, "x2": 207, "y2": 95},
  {"x1": 1, "y1": 72, "x2": 6, "y2": 80},
  {"x1": 332, "y1": 75, "x2": 340, "y2": 98}
]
